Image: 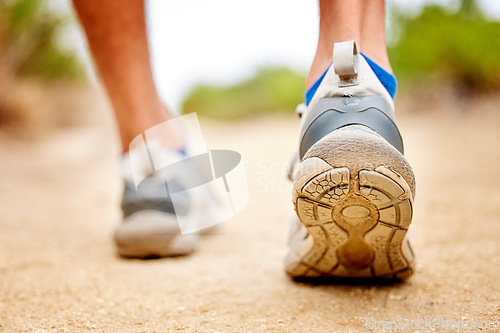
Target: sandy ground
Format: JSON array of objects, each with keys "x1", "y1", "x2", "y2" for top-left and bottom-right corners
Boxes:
[{"x1": 0, "y1": 94, "x2": 499, "y2": 332}]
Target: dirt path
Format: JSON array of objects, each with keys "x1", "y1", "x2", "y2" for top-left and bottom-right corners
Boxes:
[{"x1": 0, "y1": 97, "x2": 499, "y2": 332}]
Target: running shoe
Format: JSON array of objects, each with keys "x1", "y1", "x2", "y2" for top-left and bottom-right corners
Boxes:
[
  {"x1": 285, "y1": 41, "x2": 416, "y2": 279},
  {"x1": 114, "y1": 143, "x2": 198, "y2": 258}
]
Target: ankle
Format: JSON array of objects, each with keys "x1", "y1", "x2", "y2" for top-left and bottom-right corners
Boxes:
[
  {"x1": 119, "y1": 110, "x2": 184, "y2": 153},
  {"x1": 361, "y1": 50, "x2": 392, "y2": 74},
  {"x1": 307, "y1": 51, "x2": 333, "y2": 88}
]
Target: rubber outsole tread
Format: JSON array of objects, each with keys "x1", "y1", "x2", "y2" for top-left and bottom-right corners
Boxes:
[{"x1": 286, "y1": 127, "x2": 415, "y2": 280}]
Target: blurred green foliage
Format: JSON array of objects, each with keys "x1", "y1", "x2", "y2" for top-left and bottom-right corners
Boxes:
[
  {"x1": 0, "y1": 0, "x2": 83, "y2": 80},
  {"x1": 184, "y1": 0, "x2": 500, "y2": 118},
  {"x1": 389, "y1": 0, "x2": 500, "y2": 92},
  {"x1": 182, "y1": 67, "x2": 305, "y2": 119}
]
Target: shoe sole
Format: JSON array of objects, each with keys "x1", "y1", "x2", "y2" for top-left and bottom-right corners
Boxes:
[
  {"x1": 286, "y1": 126, "x2": 415, "y2": 279},
  {"x1": 114, "y1": 210, "x2": 198, "y2": 258}
]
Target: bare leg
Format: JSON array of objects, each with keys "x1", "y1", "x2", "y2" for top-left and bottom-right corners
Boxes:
[
  {"x1": 73, "y1": 0, "x2": 182, "y2": 152},
  {"x1": 307, "y1": 0, "x2": 391, "y2": 87}
]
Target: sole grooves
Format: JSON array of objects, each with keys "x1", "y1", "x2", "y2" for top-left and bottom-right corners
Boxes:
[{"x1": 286, "y1": 164, "x2": 415, "y2": 279}]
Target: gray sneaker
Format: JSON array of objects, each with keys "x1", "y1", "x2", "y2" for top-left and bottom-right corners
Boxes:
[
  {"x1": 114, "y1": 175, "x2": 198, "y2": 258},
  {"x1": 114, "y1": 145, "x2": 199, "y2": 258},
  {"x1": 285, "y1": 41, "x2": 416, "y2": 279}
]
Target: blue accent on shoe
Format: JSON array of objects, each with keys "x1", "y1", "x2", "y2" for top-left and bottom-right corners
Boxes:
[
  {"x1": 304, "y1": 54, "x2": 397, "y2": 106},
  {"x1": 178, "y1": 148, "x2": 187, "y2": 156},
  {"x1": 305, "y1": 65, "x2": 330, "y2": 106},
  {"x1": 360, "y1": 53, "x2": 397, "y2": 99}
]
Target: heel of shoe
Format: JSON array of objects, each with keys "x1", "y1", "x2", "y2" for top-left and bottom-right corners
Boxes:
[{"x1": 286, "y1": 127, "x2": 415, "y2": 279}]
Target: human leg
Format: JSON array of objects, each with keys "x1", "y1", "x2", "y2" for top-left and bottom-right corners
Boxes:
[
  {"x1": 307, "y1": 0, "x2": 391, "y2": 88},
  {"x1": 286, "y1": 0, "x2": 416, "y2": 279},
  {"x1": 72, "y1": 0, "x2": 182, "y2": 152},
  {"x1": 73, "y1": 0, "x2": 197, "y2": 258}
]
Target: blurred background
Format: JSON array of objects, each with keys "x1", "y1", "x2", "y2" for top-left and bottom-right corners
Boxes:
[
  {"x1": 1, "y1": 1, "x2": 499, "y2": 330},
  {"x1": 0, "y1": 0, "x2": 499, "y2": 130}
]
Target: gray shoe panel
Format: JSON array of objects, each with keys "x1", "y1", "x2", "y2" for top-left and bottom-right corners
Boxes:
[
  {"x1": 121, "y1": 178, "x2": 190, "y2": 218},
  {"x1": 121, "y1": 149, "x2": 241, "y2": 219},
  {"x1": 299, "y1": 96, "x2": 404, "y2": 159}
]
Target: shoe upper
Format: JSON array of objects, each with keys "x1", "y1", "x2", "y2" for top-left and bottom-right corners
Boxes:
[
  {"x1": 121, "y1": 176, "x2": 190, "y2": 219},
  {"x1": 306, "y1": 41, "x2": 394, "y2": 114},
  {"x1": 120, "y1": 141, "x2": 232, "y2": 235},
  {"x1": 298, "y1": 41, "x2": 404, "y2": 160}
]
